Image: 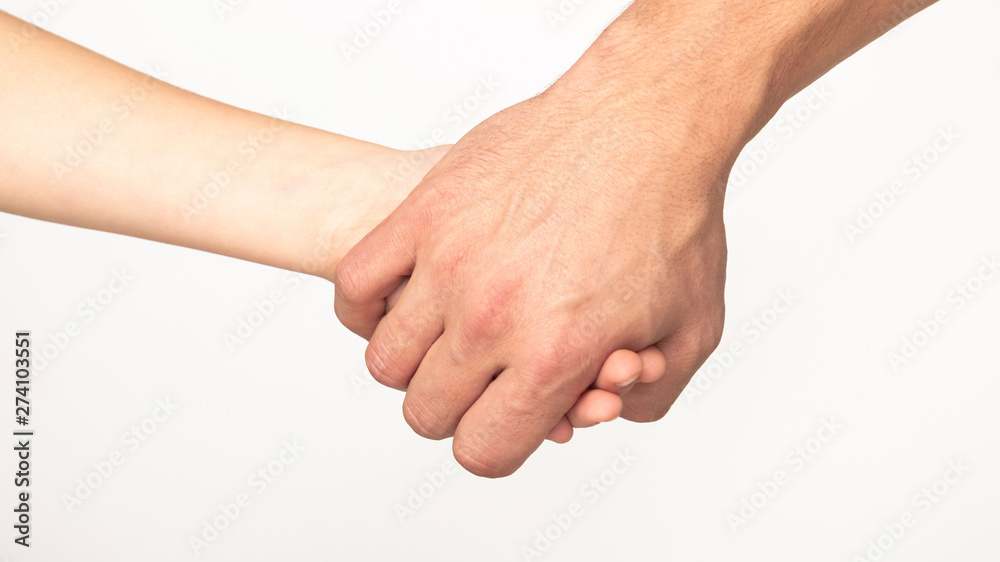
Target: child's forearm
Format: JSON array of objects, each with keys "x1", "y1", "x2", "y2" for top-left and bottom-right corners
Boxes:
[{"x1": 0, "y1": 10, "x2": 407, "y2": 277}]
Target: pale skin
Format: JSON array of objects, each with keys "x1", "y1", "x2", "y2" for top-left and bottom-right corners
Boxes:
[
  {"x1": 0, "y1": 9, "x2": 660, "y2": 442},
  {"x1": 336, "y1": 0, "x2": 942, "y2": 476}
]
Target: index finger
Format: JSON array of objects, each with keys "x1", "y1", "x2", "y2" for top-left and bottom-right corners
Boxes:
[{"x1": 334, "y1": 218, "x2": 418, "y2": 339}]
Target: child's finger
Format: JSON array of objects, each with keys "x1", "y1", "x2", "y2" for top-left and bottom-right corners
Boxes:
[
  {"x1": 566, "y1": 389, "x2": 623, "y2": 428},
  {"x1": 545, "y1": 415, "x2": 574, "y2": 443},
  {"x1": 637, "y1": 346, "x2": 667, "y2": 384},
  {"x1": 593, "y1": 349, "x2": 643, "y2": 393},
  {"x1": 615, "y1": 346, "x2": 669, "y2": 398}
]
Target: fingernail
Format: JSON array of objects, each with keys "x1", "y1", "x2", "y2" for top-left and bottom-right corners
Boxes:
[{"x1": 616, "y1": 374, "x2": 640, "y2": 389}]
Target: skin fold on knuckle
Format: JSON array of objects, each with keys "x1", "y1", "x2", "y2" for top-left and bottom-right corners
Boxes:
[
  {"x1": 452, "y1": 430, "x2": 515, "y2": 478},
  {"x1": 525, "y1": 325, "x2": 600, "y2": 392},
  {"x1": 364, "y1": 336, "x2": 408, "y2": 390},
  {"x1": 402, "y1": 394, "x2": 452, "y2": 440},
  {"x1": 333, "y1": 258, "x2": 370, "y2": 304},
  {"x1": 689, "y1": 307, "x2": 726, "y2": 361}
]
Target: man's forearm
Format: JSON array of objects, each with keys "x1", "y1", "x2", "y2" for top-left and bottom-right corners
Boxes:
[{"x1": 549, "y1": 0, "x2": 939, "y2": 165}]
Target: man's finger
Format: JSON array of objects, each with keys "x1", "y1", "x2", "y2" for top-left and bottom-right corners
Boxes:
[
  {"x1": 452, "y1": 359, "x2": 592, "y2": 478},
  {"x1": 401, "y1": 332, "x2": 499, "y2": 440},
  {"x1": 565, "y1": 390, "x2": 623, "y2": 428},
  {"x1": 545, "y1": 417, "x2": 574, "y2": 443},
  {"x1": 365, "y1": 272, "x2": 444, "y2": 390},
  {"x1": 334, "y1": 216, "x2": 421, "y2": 339}
]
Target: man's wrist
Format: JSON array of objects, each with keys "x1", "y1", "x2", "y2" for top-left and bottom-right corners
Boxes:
[
  {"x1": 564, "y1": 0, "x2": 940, "y2": 151},
  {"x1": 537, "y1": 0, "x2": 908, "y2": 205},
  {"x1": 548, "y1": 3, "x2": 784, "y2": 155}
]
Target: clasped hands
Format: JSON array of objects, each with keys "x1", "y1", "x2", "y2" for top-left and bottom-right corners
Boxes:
[
  {"x1": 333, "y1": 28, "x2": 739, "y2": 477},
  {"x1": 0, "y1": 0, "x2": 937, "y2": 478}
]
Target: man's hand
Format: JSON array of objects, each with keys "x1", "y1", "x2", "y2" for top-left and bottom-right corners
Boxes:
[
  {"x1": 335, "y1": 0, "x2": 939, "y2": 476},
  {"x1": 334, "y1": 11, "x2": 748, "y2": 476}
]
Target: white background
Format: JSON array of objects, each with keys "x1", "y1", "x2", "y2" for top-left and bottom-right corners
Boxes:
[{"x1": 0, "y1": 0, "x2": 998, "y2": 560}]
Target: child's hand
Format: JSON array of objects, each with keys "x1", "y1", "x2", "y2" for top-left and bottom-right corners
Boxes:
[{"x1": 545, "y1": 347, "x2": 667, "y2": 443}]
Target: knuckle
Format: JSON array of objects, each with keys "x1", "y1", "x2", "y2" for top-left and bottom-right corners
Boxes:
[
  {"x1": 333, "y1": 260, "x2": 368, "y2": 303},
  {"x1": 453, "y1": 434, "x2": 510, "y2": 478},
  {"x1": 365, "y1": 339, "x2": 409, "y2": 390},
  {"x1": 461, "y1": 279, "x2": 518, "y2": 343},
  {"x1": 695, "y1": 309, "x2": 726, "y2": 357},
  {"x1": 674, "y1": 306, "x2": 726, "y2": 366},
  {"x1": 531, "y1": 338, "x2": 568, "y2": 374},
  {"x1": 402, "y1": 395, "x2": 452, "y2": 440},
  {"x1": 444, "y1": 336, "x2": 473, "y2": 367},
  {"x1": 527, "y1": 329, "x2": 585, "y2": 379},
  {"x1": 620, "y1": 382, "x2": 680, "y2": 423},
  {"x1": 622, "y1": 402, "x2": 671, "y2": 424},
  {"x1": 672, "y1": 337, "x2": 705, "y2": 370},
  {"x1": 504, "y1": 344, "x2": 587, "y2": 412}
]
